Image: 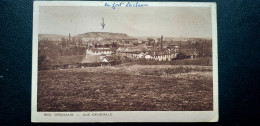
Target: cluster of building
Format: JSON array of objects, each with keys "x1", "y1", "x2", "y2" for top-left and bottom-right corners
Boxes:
[
  {"x1": 80, "y1": 35, "x2": 200, "y2": 66},
  {"x1": 85, "y1": 46, "x2": 179, "y2": 61},
  {"x1": 115, "y1": 46, "x2": 179, "y2": 61}
]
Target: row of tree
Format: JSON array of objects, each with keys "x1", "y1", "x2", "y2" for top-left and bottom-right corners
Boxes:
[{"x1": 38, "y1": 40, "x2": 87, "y2": 69}]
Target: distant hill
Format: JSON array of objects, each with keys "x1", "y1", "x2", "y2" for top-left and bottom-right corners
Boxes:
[
  {"x1": 38, "y1": 34, "x2": 68, "y2": 41},
  {"x1": 39, "y1": 32, "x2": 134, "y2": 42},
  {"x1": 39, "y1": 32, "x2": 210, "y2": 43},
  {"x1": 77, "y1": 32, "x2": 132, "y2": 40}
]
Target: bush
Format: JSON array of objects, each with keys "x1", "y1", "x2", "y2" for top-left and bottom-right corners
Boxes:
[
  {"x1": 170, "y1": 57, "x2": 212, "y2": 66},
  {"x1": 134, "y1": 57, "x2": 212, "y2": 66},
  {"x1": 138, "y1": 66, "x2": 212, "y2": 76}
]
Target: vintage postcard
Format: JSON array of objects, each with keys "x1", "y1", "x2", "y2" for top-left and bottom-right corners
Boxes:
[{"x1": 31, "y1": 1, "x2": 218, "y2": 122}]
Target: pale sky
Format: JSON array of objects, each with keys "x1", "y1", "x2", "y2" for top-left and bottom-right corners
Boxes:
[{"x1": 39, "y1": 6, "x2": 212, "y2": 38}]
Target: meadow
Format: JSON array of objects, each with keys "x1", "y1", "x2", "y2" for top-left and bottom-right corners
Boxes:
[{"x1": 37, "y1": 65, "x2": 213, "y2": 111}]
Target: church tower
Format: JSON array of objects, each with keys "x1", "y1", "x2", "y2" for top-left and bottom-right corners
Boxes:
[
  {"x1": 69, "y1": 33, "x2": 71, "y2": 42},
  {"x1": 161, "y1": 35, "x2": 163, "y2": 49}
]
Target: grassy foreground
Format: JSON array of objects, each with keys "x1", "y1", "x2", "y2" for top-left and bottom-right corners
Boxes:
[{"x1": 38, "y1": 65, "x2": 213, "y2": 111}]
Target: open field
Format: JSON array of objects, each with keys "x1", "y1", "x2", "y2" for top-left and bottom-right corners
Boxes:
[
  {"x1": 65, "y1": 64, "x2": 212, "y2": 80},
  {"x1": 38, "y1": 65, "x2": 213, "y2": 111}
]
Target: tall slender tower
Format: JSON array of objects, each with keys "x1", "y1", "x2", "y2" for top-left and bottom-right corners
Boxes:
[
  {"x1": 69, "y1": 33, "x2": 71, "y2": 42},
  {"x1": 161, "y1": 35, "x2": 163, "y2": 49}
]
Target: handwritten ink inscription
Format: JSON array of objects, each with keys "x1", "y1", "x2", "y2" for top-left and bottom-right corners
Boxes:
[{"x1": 105, "y1": 2, "x2": 149, "y2": 9}]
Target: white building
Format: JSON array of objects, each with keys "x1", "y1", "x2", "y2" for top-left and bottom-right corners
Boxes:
[{"x1": 86, "y1": 48, "x2": 114, "y2": 56}]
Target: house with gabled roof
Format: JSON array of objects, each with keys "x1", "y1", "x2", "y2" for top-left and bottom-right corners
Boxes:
[
  {"x1": 116, "y1": 47, "x2": 127, "y2": 57},
  {"x1": 100, "y1": 56, "x2": 111, "y2": 67},
  {"x1": 147, "y1": 48, "x2": 177, "y2": 61}
]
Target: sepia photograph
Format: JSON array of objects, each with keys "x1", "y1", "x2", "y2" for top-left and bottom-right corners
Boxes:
[{"x1": 32, "y1": 1, "x2": 218, "y2": 122}]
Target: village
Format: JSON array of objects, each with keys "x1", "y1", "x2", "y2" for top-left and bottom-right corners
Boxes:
[
  {"x1": 38, "y1": 32, "x2": 212, "y2": 70},
  {"x1": 83, "y1": 35, "x2": 183, "y2": 66}
]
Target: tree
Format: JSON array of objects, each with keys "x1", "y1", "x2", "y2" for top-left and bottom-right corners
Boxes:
[
  {"x1": 105, "y1": 44, "x2": 110, "y2": 47},
  {"x1": 61, "y1": 37, "x2": 67, "y2": 48},
  {"x1": 38, "y1": 40, "x2": 59, "y2": 67},
  {"x1": 193, "y1": 39, "x2": 212, "y2": 57},
  {"x1": 38, "y1": 50, "x2": 48, "y2": 68},
  {"x1": 112, "y1": 42, "x2": 118, "y2": 48}
]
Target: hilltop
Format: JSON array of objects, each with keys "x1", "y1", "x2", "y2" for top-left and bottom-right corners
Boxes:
[
  {"x1": 39, "y1": 32, "x2": 134, "y2": 42},
  {"x1": 38, "y1": 34, "x2": 68, "y2": 41},
  {"x1": 77, "y1": 32, "x2": 132, "y2": 40}
]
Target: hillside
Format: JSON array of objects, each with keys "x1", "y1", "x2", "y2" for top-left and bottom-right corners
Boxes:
[
  {"x1": 77, "y1": 32, "x2": 132, "y2": 40},
  {"x1": 39, "y1": 32, "x2": 133, "y2": 42},
  {"x1": 38, "y1": 34, "x2": 68, "y2": 41}
]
